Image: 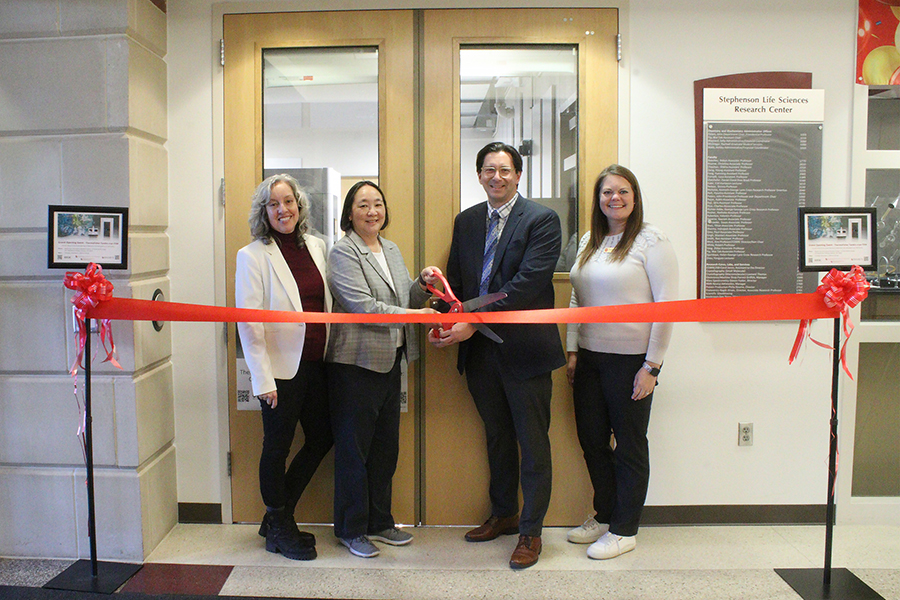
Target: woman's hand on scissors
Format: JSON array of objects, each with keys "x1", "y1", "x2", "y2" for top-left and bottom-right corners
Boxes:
[{"x1": 418, "y1": 266, "x2": 443, "y2": 290}]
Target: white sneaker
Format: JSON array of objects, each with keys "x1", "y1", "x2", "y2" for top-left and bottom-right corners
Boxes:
[
  {"x1": 567, "y1": 517, "x2": 609, "y2": 544},
  {"x1": 587, "y1": 531, "x2": 636, "y2": 560}
]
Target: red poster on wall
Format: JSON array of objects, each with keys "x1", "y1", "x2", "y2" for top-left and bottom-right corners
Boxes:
[{"x1": 858, "y1": 0, "x2": 900, "y2": 84}]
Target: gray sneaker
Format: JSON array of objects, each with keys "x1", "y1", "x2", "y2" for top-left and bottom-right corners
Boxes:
[
  {"x1": 369, "y1": 527, "x2": 413, "y2": 546},
  {"x1": 340, "y1": 535, "x2": 380, "y2": 558}
]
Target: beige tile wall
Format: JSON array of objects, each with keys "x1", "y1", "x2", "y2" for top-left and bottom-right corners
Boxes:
[{"x1": 0, "y1": 0, "x2": 173, "y2": 561}]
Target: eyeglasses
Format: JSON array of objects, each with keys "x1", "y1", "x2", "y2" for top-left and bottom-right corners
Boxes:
[{"x1": 481, "y1": 166, "x2": 515, "y2": 178}]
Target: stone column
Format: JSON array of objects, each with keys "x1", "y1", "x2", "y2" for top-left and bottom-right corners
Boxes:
[{"x1": 0, "y1": 0, "x2": 174, "y2": 561}]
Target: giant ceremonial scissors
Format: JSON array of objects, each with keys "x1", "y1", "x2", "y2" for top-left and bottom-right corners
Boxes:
[{"x1": 426, "y1": 272, "x2": 506, "y2": 343}]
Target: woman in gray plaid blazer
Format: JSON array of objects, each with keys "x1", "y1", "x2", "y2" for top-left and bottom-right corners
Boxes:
[{"x1": 325, "y1": 181, "x2": 441, "y2": 559}]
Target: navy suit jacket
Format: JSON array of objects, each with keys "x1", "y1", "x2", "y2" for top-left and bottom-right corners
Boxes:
[{"x1": 446, "y1": 195, "x2": 566, "y2": 379}]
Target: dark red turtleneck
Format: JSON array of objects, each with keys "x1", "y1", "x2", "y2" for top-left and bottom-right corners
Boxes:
[{"x1": 272, "y1": 231, "x2": 326, "y2": 361}]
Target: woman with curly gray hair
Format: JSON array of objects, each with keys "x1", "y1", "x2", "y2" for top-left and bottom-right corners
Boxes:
[{"x1": 236, "y1": 174, "x2": 333, "y2": 561}]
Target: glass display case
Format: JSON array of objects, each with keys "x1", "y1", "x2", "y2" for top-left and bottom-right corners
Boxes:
[
  {"x1": 865, "y1": 169, "x2": 900, "y2": 285},
  {"x1": 867, "y1": 87, "x2": 900, "y2": 151},
  {"x1": 863, "y1": 89, "x2": 900, "y2": 320}
]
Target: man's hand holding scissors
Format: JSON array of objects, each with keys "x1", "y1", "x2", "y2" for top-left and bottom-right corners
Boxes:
[{"x1": 425, "y1": 272, "x2": 506, "y2": 348}]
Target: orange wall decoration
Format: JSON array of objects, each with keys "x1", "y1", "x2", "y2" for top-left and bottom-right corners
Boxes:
[{"x1": 858, "y1": 0, "x2": 900, "y2": 84}]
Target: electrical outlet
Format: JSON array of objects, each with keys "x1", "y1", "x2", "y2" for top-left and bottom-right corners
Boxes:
[{"x1": 738, "y1": 422, "x2": 753, "y2": 446}]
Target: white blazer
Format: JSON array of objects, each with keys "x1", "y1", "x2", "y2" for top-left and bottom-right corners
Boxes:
[{"x1": 235, "y1": 234, "x2": 332, "y2": 396}]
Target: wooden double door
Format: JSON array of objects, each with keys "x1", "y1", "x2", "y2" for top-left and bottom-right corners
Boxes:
[{"x1": 224, "y1": 8, "x2": 618, "y2": 526}]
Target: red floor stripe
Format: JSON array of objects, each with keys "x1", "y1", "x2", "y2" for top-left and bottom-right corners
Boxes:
[{"x1": 118, "y1": 563, "x2": 234, "y2": 596}]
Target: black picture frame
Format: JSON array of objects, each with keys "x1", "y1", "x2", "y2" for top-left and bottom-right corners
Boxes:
[
  {"x1": 798, "y1": 207, "x2": 877, "y2": 272},
  {"x1": 48, "y1": 205, "x2": 129, "y2": 270}
]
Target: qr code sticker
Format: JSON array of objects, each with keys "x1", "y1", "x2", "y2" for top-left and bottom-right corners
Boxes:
[{"x1": 237, "y1": 390, "x2": 250, "y2": 405}]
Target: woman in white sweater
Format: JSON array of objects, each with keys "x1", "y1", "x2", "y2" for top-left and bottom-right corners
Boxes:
[{"x1": 565, "y1": 164, "x2": 678, "y2": 560}]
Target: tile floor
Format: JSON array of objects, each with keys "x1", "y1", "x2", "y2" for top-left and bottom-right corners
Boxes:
[{"x1": 1, "y1": 523, "x2": 898, "y2": 599}]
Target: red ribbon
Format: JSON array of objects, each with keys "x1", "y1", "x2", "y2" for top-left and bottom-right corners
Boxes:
[
  {"x1": 86, "y1": 293, "x2": 839, "y2": 325},
  {"x1": 63, "y1": 263, "x2": 122, "y2": 374},
  {"x1": 65, "y1": 265, "x2": 867, "y2": 377},
  {"x1": 790, "y1": 266, "x2": 870, "y2": 378}
]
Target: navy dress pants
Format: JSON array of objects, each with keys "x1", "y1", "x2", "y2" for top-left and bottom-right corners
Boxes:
[
  {"x1": 327, "y1": 350, "x2": 402, "y2": 539},
  {"x1": 464, "y1": 337, "x2": 553, "y2": 537}
]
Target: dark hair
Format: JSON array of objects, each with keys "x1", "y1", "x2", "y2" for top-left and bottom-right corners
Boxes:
[
  {"x1": 340, "y1": 180, "x2": 390, "y2": 233},
  {"x1": 577, "y1": 164, "x2": 645, "y2": 267},
  {"x1": 476, "y1": 142, "x2": 523, "y2": 174},
  {"x1": 248, "y1": 173, "x2": 310, "y2": 246}
]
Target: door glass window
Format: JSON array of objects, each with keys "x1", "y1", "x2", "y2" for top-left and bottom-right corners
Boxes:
[
  {"x1": 262, "y1": 47, "x2": 379, "y2": 249},
  {"x1": 867, "y1": 87, "x2": 900, "y2": 151},
  {"x1": 459, "y1": 45, "x2": 579, "y2": 271},
  {"x1": 866, "y1": 168, "x2": 900, "y2": 288}
]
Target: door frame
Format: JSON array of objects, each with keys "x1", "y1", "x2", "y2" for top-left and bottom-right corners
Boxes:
[
  {"x1": 420, "y1": 8, "x2": 619, "y2": 526},
  {"x1": 220, "y1": 7, "x2": 619, "y2": 526},
  {"x1": 223, "y1": 10, "x2": 417, "y2": 524}
]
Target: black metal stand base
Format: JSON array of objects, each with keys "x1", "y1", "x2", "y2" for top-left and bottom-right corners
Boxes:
[
  {"x1": 43, "y1": 560, "x2": 142, "y2": 594},
  {"x1": 774, "y1": 321, "x2": 885, "y2": 600},
  {"x1": 776, "y1": 568, "x2": 884, "y2": 600}
]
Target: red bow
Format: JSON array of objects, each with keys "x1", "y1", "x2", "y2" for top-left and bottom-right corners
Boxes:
[
  {"x1": 818, "y1": 265, "x2": 870, "y2": 312},
  {"x1": 63, "y1": 263, "x2": 122, "y2": 374},
  {"x1": 790, "y1": 266, "x2": 870, "y2": 378}
]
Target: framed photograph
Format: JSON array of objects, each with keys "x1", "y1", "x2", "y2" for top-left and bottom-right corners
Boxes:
[
  {"x1": 798, "y1": 207, "x2": 876, "y2": 272},
  {"x1": 48, "y1": 205, "x2": 128, "y2": 270}
]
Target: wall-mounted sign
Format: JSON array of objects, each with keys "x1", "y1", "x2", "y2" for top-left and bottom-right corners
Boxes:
[
  {"x1": 235, "y1": 357, "x2": 258, "y2": 411},
  {"x1": 798, "y1": 207, "x2": 877, "y2": 272},
  {"x1": 703, "y1": 89, "x2": 824, "y2": 122},
  {"x1": 48, "y1": 205, "x2": 128, "y2": 270},
  {"x1": 700, "y1": 88, "x2": 824, "y2": 298}
]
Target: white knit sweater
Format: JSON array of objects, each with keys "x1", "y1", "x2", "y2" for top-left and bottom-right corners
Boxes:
[{"x1": 566, "y1": 224, "x2": 679, "y2": 364}]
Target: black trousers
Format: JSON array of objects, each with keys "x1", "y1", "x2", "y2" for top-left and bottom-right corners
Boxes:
[
  {"x1": 464, "y1": 337, "x2": 553, "y2": 537},
  {"x1": 259, "y1": 360, "x2": 333, "y2": 516},
  {"x1": 572, "y1": 349, "x2": 653, "y2": 537},
  {"x1": 327, "y1": 350, "x2": 402, "y2": 539}
]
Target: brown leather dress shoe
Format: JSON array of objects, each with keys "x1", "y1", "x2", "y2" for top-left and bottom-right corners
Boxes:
[
  {"x1": 464, "y1": 514, "x2": 519, "y2": 542},
  {"x1": 509, "y1": 534, "x2": 542, "y2": 569}
]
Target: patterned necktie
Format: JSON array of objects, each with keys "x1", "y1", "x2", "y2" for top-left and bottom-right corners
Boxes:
[{"x1": 480, "y1": 210, "x2": 501, "y2": 296}]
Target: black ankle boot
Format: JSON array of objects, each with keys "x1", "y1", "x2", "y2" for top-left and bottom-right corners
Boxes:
[
  {"x1": 265, "y1": 508, "x2": 317, "y2": 560},
  {"x1": 259, "y1": 511, "x2": 316, "y2": 547}
]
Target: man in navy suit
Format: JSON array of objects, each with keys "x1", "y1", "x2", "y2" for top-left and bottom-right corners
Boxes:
[{"x1": 430, "y1": 142, "x2": 565, "y2": 569}]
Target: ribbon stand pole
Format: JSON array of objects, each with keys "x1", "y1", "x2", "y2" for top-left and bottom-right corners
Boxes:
[
  {"x1": 776, "y1": 317, "x2": 883, "y2": 600},
  {"x1": 823, "y1": 316, "x2": 840, "y2": 584},
  {"x1": 44, "y1": 318, "x2": 142, "y2": 594},
  {"x1": 85, "y1": 316, "x2": 99, "y2": 577}
]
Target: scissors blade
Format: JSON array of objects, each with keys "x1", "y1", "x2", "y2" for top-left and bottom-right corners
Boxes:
[
  {"x1": 474, "y1": 323, "x2": 504, "y2": 344},
  {"x1": 461, "y1": 292, "x2": 507, "y2": 312}
]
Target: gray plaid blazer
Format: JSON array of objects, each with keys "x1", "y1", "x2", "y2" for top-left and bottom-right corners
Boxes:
[{"x1": 325, "y1": 230, "x2": 431, "y2": 373}]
